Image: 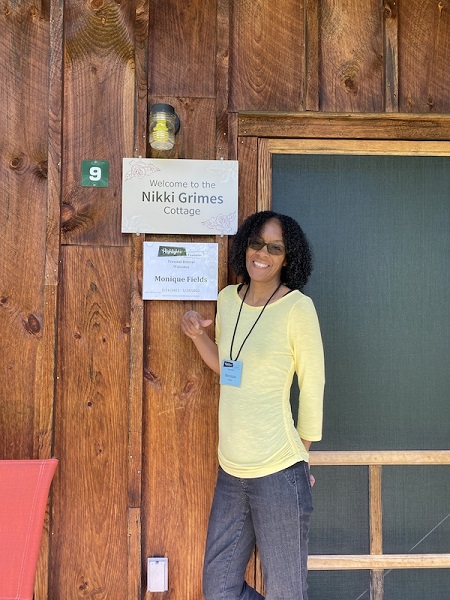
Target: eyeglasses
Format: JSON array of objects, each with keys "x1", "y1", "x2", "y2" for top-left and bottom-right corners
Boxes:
[{"x1": 247, "y1": 238, "x2": 286, "y2": 256}]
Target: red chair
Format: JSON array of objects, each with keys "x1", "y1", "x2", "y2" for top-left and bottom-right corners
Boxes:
[{"x1": 0, "y1": 458, "x2": 58, "y2": 600}]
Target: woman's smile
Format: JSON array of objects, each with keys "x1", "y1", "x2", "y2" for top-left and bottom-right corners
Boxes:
[
  {"x1": 253, "y1": 260, "x2": 270, "y2": 269},
  {"x1": 246, "y1": 219, "x2": 286, "y2": 285}
]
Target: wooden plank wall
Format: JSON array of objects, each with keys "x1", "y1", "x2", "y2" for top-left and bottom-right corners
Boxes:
[{"x1": 0, "y1": 1, "x2": 449, "y2": 598}]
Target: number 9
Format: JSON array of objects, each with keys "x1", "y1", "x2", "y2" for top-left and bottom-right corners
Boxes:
[{"x1": 89, "y1": 166, "x2": 102, "y2": 181}]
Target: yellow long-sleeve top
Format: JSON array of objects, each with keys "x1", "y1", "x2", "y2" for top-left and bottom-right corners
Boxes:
[{"x1": 216, "y1": 285, "x2": 325, "y2": 478}]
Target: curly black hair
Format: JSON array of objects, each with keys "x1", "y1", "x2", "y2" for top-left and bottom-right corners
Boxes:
[{"x1": 229, "y1": 211, "x2": 313, "y2": 291}]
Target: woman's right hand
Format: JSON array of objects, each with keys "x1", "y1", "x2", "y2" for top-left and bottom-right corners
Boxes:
[
  {"x1": 181, "y1": 310, "x2": 219, "y2": 373},
  {"x1": 181, "y1": 310, "x2": 213, "y2": 340}
]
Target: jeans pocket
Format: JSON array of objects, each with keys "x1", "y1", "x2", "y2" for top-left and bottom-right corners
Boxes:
[
  {"x1": 282, "y1": 462, "x2": 313, "y2": 514},
  {"x1": 282, "y1": 463, "x2": 298, "y2": 486}
]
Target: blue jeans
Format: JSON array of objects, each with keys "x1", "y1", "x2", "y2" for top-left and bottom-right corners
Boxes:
[{"x1": 203, "y1": 462, "x2": 313, "y2": 600}]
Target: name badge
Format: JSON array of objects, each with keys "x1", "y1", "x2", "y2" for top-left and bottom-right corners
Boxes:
[{"x1": 220, "y1": 359, "x2": 243, "y2": 387}]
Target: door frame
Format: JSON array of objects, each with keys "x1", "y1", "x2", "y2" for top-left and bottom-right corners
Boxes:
[{"x1": 237, "y1": 112, "x2": 450, "y2": 599}]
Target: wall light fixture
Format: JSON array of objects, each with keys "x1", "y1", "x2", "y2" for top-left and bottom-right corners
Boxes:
[{"x1": 149, "y1": 103, "x2": 180, "y2": 151}]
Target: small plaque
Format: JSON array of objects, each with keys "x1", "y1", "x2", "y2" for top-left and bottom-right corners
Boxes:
[{"x1": 81, "y1": 160, "x2": 109, "y2": 187}]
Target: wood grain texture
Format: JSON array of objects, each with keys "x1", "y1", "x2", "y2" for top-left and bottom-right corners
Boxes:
[
  {"x1": 227, "y1": 112, "x2": 240, "y2": 162},
  {"x1": 229, "y1": 0, "x2": 305, "y2": 111},
  {"x1": 149, "y1": 0, "x2": 217, "y2": 97},
  {"x1": 370, "y1": 570, "x2": 384, "y2": 600},
  {"x1": 34, "y1": 4, "x2": 65, "y2": 597},
  {"x1": 127, "y1": 235, "x2": 144, "y2": 599},
  {"x1": 51, "y1": 246, "x2": 131, "y2": 599},
  {"x1": 369, "y1": 465, "x2": 383, "y2": 555},
  {"x1": 237, "y1": 137, "x2": 258, "y2": 222},
  {"x1": 216, "y1": 0, "x2": 231, "y2": 158},
  {"x1": 61, "y1": 0, "x2": 136, "y2": 246},
  {"x1": 34, "y1": 0, "x2": 64, "y2": 459},
  {"x1": 238, "y1": 111, "x2": 450, "y2": 139},
  {"x1": 305, "y1": 0, "x2": 320, "y2": 111},
  {"x1": 383, "y1": 0, "x2": 399, "y2": 112},
  {"x1": 128, "y1": 507, "x2": 142, "y2": 600},
  {"x1": 266, "y1": 138, "x2": 450, "y2": 156},
  {"x1": 399, "y1": 0, "x2": 450, "y2": 112},
  {"x1": 142, "y1": 294, "x2": 219, "y2": 599},
  {"x1": 0, "y1": 1, "x2": 51, "y2": 460},
  {"x1": 257, "y1": 138, "x2": 272, "y2": 211},
  {"x1": 319, "y1": 0, "x2": 384, "y2": 111},
  {"x1": 134, "y1": 0, "x2": 151, "y2": 156},
  {"x1": 128, "y1": 236, "x2": 144, "y2": 510}
]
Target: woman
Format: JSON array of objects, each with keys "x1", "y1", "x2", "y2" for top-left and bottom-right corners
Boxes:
[{"x1": 181, "y1": 210, "x2": 325, "y2": 600}]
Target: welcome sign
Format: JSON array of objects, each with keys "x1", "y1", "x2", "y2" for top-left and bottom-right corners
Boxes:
[
  {"x1": 122, "y1": 158, "x2": 238, "y2": 235},
  {"x1": 143, "y1": 242, "x2": 218, "y2": 300}
]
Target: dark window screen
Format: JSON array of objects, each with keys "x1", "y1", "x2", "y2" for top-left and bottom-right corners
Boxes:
[{"x1": 273, "y1": 154, "x2": 450, "y2": 599}]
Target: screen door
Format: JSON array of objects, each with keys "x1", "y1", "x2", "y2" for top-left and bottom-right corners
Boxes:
[{"x1": 273, "y1": 153, "x2": 450, "y2": 600}]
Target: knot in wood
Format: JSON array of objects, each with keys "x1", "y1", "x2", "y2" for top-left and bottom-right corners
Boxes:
[
  {"x1": 61, "y1": 203, "x2": 75, "y2": 222},
  {"x1": 182, "y1": 380, "x2": 195, "y2": 395},
  {"x1": 343, "y1": 74, "x2": 358, "y2": 95},
  {"x1": 90, "y1": 0, "x2": 105, "y2": 10},
  {"x1": 144, "y1": 368, "x2": 161, "y2": 388},
  {"x1": 384, "y1": 1, "x2": 398, "y2": 19},
  {"x1": 341, "y1": 62, "x2": 360, "y2": 95},
  {"x1": 9, "y1": 156, "x2": 24, "y2": 170},
  {"x1": 23, "y1": 314, "x2": 41, "y2": 335},
  {"x1": 34, "y1": 161, "x2": 48, "y2": 180}
]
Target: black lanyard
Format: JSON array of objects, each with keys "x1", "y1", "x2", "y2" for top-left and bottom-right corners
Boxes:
[{"x1": 229, "y1": 282, "x2": 282, "y2": 361}]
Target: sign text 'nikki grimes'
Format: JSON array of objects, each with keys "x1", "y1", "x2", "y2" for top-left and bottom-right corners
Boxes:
[{"x1": 143, "y1": 181, "x2": 223, "y2": 216}]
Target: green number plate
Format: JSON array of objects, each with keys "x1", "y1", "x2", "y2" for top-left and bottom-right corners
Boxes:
[{"x1": 81, "y1": 160, "x2": 109, "y2": 187}]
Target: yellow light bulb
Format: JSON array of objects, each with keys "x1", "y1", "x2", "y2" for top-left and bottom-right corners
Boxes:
[
  {"x1": 149, "y1": 104, "x2": 178, "y2": 150},
  {"x1": 152, "y1": 119, "x2": 169, "y2": 143}
]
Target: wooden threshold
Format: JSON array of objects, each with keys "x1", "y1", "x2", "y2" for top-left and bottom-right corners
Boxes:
[
  {"x1": 309, "y1": 450, "x2": 450, "y2": 466},
  {"x1": 308, "y1": 554, "x2": 450, "y2": 570}
]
